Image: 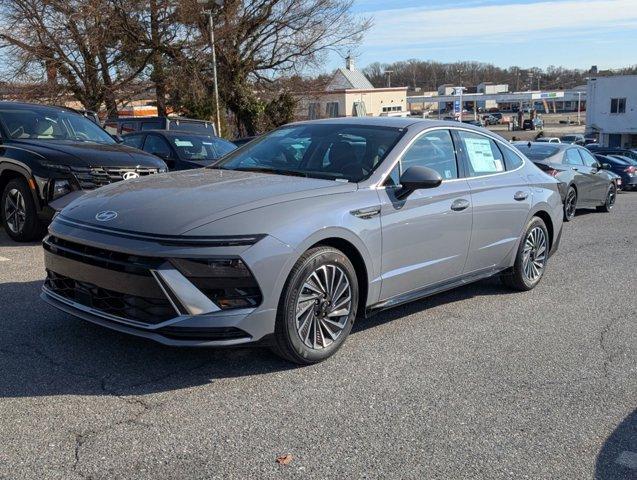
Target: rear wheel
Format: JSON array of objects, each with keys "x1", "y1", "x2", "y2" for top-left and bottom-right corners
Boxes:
[
  {"x1": 596, "y1": 183, "x2": 616, "y2": 212},
  {"x1": 501, "y1": 217, "x2": 549, "y2": 291},
  {"x1": 563, "y1": 186, "x2": 577, "y2": 221},
  {"x1": 272, "y1": 246, "x2": 358, "y2": 364},
  {"x1": 1, "y1": 178, "x2": 44, "y2": 242}
]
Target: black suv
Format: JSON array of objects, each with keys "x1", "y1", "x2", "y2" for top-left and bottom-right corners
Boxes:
[
  {"x1": 0, "y1": 102, "x2": 167, "y2": 242},
  {"x1": 103, "y1": 116, "x2": 216, "y2": 136}
]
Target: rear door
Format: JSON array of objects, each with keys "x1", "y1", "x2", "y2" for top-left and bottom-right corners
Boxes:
[
  {"x1": 455, "y1": 130, "x2": 531, "y2": 274},
  {"x1": 378, "y1": 129, "x2": 472, "y2": 301}
]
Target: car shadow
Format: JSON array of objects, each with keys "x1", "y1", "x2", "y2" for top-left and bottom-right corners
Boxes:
[
  {"x1": 0, "y1": 276, "x2": 514, "y2": 399},
  {"x1": 595, "y1": 408, "x2": 637, "y2": 479},
  {"x1": 0, "y1": 227, "x2": 43, "y2": 247}
]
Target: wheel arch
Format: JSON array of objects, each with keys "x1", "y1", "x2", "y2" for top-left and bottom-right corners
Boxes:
[
  {"x1": 531, "y1": 209, "x2": 554, "y2": 250},
  {"x1": 0, "y1": 164, "x2": 40, "y2": 211}
]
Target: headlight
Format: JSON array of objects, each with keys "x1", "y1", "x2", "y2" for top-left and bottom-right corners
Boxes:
[
  {"x1": 158, "y1": 168, "x2": 167, "y2": 173},
  {"x1": 170, "y1": 258, "x2": 262, "y2": 310},
  {"x1": 52, "y1": 179, "x2": 72, "y2": 200}
]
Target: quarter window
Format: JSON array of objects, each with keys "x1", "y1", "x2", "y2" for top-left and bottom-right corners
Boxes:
[
  {"x1": 400, "y1": 130, "x2": 458, "y2": 180},
  {"x1": 502, "y1": 147, "x2": 524, "y2": 170},
  {"x1": 565, "y1": 149, "x2": 584, "y2": 166},
  {"x1": 457, "y1": 131, "x2": 505, "y2": 177}
]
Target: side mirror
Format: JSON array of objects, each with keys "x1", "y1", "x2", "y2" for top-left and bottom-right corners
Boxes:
[
  {"x1": 396, "y1": 166, "x2": 443, "y2": 199},
  {"x1": 591, "y1": 161, "x2": 601, "y2": 170}
]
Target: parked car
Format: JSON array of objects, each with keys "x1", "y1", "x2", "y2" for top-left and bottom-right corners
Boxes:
[
  {"x1": 522, "y1": 117, "x2": 544, "y2": 130},
  {"x1": 586, "y1": 145, "x2": 637, "y2": 162},
  {"x1": 483, "y1": 113, "x2": 502, "y2": 125},
  {"x1": 560, "y1": 134, "x2": 586, "y2": 145},
  {"x1": 594, "y1": 154, "x2": 637, "y2": 191},
  {"x1": 42, "y1": 118, "x2": 564, "y2": 363},
  {"x1": 103, "y1": 116, "x2": 216, "y2": 136},
  {"x1": 536, "y1": 137, "x2": 561, "y2": 143},
  {"x1": 0, "y1": 102, "x2": 167, "y2": 242},
  {"x1": 514, "y1": 142, "x2": 618, "y2": 221},
  {"x1": 122, "y1": 130, "x2": 236, "y2": 170}
]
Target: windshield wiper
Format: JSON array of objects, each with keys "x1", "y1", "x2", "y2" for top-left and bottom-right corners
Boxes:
[{"x1": 228, "y1": 166, "x2": 310, "y2": 178}]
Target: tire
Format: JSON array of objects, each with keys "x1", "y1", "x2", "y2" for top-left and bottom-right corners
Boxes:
[
  {"x1": 271, "y1": 246, "x2": 359, "y2": 364},
  {"x1": 563, "y1": 186, "x2": 577, "y2": 222},
  {"x1": 501, "y1": 217, "x2": 549, "y2": 291},
  {"x1": 596, "y1": 183, "x2": 616, "y2": 212},
  {"x1": 1, "y1": 178, "x2": 44, "y2": 242}
]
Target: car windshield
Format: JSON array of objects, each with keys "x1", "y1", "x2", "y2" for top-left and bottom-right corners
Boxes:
[
  {"x1": 0, "y1": 105, "x2": 115, "y2": 144},
  {"x1": 170, "y1": 134, "x2": 237, "y2": 162},
  {"x1": 561, "y1": 136, "x2": 578, "y2": 141},
  {"x1": 213, "y1": 123, "x2": 405, "y2": 182},
  {"x1": 514, "y1": 144, "x2": 560, "y2": 160}
]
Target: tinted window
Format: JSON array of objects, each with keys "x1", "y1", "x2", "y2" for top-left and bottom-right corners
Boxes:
[
  {"x1": 514, "y1": 143, "x2": 560, "y2": 160},
  {"x1": 565, "y1": 149, "x2": 584, "y2": 165},
  {"x1": 0, "y1": 105, "x2": 115, "y2": 143},
  {"x1": 167, "y1": 119, "x2": 215, "y2": 134},
  {"x1": 401, "y1": 130, "x2": 458, "y2": 180},
  {"x1": 502, "y1": 146, "x2": 524, "y2": 170},
  {"x1": 457, "y1": 131, "x2": 504, "y2": 176},
  {"x1": 122, "y1": 134, "x2": 144, "y2": 149},
  {"x1": 215, "y1": 124, "x2": 404, "y2": 182},
  {"x1": 141, "y1": 120, "x2": 162, "y2": 131},
  {"x1": 120, "y1": 122, "x2": 136, "y2": 134},
  {"x1": 143, "y1": 135, "x2": 172, "y2": 157},
  {"x1": 169, "y1": 134, "x2": 236, "y2": 162},
  {"x1": 212, "y1": 138, "x2": 237, "y2": 157},
  {"x1": 578, "y1": 149, "x2": 598, "y2": 167}
]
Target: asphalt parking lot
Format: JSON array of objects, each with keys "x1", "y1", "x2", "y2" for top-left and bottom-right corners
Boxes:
[{"x1": 0, "y1": 195, "x2": 635, "y2": 480}]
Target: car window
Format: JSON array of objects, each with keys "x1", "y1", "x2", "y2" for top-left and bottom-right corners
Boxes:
[
  {"x1": 578, "y1": 149, "x2": 598, "y2": 167},
  {"x1": 400, "y1": 130, "x2": 458, "y2": 180},
  {"x1": 212, "y1": 138, "x2": 238, "y2": 157},
  {"x1": 169, "y1": 135, "x2": 237, "y2": 162},
  {"x1": 141, "y1": 120, "x2": 162, "y2": 131},
  {"x1": 122, "y1": 134, "x2": 144, "y2": 149},
  {"x1": 502, "y1": 146, "x2": 524, "y2": 170},
  {"x1": 120, "y1": 122, "x2": 136, "y2": 134},
  {"x1": 143, "y1": 134, "x2": 172, "y2": 158},
  {"x1": 457, "y1": 131, "x2": 505, "y2": 177},
  {"x1": 565, "y1": 149, "x2": 584, "y2": 166}
]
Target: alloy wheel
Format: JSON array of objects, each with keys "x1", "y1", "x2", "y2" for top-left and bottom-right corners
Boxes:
[
  {"x1": 522, "y1": 226, "x2": 547, "y2": 283},
  {"x1": 295, "y1": 264, "x2": 352, "y2": 350},
  {"x1": 4, "y1": 188, "x2": 26, "y2": 234},
  {"x1": 565, "y1": 189, "x2": 577, "y2": 219}
]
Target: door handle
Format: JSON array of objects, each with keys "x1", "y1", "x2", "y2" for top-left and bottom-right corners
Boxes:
[
  {"x1": 572, "y1": 167, "x2": 579, "y2": 171},
  {"x1": 514, "y1": 191, "x2": 528, "y2": 201},
  {"x1": 450, "y1": 199, "x2": 470, "y2": 211}
]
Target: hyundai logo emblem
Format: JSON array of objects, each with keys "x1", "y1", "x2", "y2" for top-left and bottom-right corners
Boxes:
[
  {"x1": 95, "y1": 211, "x2": 118, "y2": 222},
  {"x1": 122, "y1": 171, "x2": 140, "y2": 180}
]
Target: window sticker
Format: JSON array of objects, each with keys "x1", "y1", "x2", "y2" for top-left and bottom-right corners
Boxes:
[
  {"x1": 464, "y1": 137, "x2": 503, "y2": 172},
  {"x1": 174, "y1": 140, "x2": 194, "y2": 147}
]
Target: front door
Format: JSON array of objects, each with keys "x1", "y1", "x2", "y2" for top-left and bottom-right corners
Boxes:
[
  {"x1": 378, "y1": 129, "x2": 472, "y2": 301},
  {"x1": 578, "y1": 148, "x2": 610, "y2": 203}
]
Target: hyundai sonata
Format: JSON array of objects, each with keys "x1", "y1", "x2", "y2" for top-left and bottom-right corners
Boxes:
[{"x1": 42, "y1": 118, "x2": 563, "y2": 363}]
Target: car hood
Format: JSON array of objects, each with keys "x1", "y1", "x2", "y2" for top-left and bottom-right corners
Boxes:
[
  {"x1": 9, "y1": 139, "x2": 165, "y2": 168},
  {"x1": 60, "y1": 168, "x2": 357, "y2": 235}
]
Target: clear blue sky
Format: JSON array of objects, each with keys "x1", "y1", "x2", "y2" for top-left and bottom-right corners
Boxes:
[{"x1": 330, "y1": 0, "x2": 637, "y2": 71}]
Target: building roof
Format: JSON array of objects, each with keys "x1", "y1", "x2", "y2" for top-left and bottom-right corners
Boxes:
[{"x1": 326, "y1": 67, "x2": 374, "y2": 91}]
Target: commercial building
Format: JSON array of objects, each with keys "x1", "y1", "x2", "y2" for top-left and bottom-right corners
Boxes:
[
  {"x1": 586, "y1": 75, "x2": 637, "y2": 148},
  {"x1": 295, "y1": 57, "x2": 408, "y2": 119}
]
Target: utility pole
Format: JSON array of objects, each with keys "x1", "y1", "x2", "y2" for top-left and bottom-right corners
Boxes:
[
  {"x1": 577, "y1": 91, "x2": 582, "y2": 125},
  {"x1": 198, "y1": 0, "x2": 223, "y2": 137}
]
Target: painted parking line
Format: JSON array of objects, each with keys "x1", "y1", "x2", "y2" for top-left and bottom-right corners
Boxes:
[
  {"x1": 616, "y1": 451, "x2": 637, "y2": 470},
  {"x1": 0, "y1": 256, "x2": 9, "y2": 262}
]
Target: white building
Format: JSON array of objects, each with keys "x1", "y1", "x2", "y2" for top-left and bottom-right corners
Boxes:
[
  {"x1": 477, "y1": 82, "x2": 508, "y2": 110},
  {"x1": 586, "y1": 75, "x2": 637, "y2": 148}
]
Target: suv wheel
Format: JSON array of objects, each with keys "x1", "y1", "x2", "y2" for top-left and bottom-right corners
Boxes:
[
  {"x1": 501, "y1": 217, "x2": 549, "y2": 291},
  {"x1": 272, "y1": 246, "x2": 358, "y2": 364},
  {"x1": 596, "y1": 183, "x2": 616, "y2": 212},
  {"x1": 1, "y1": 178, "x2": 44, "y2": 242}
]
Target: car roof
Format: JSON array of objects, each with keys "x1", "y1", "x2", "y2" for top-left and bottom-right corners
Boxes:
[
  {"x1": 0, "y1": 101, "x2": 82, "y2": 115},
  {"x1": 107, "y1": 116, "x2": 208, "y2": 122},
  {"x1": 288, "y1": 116, "x2": 494, "y2": 133},
  {"x1": 513, "y1": 141, "x2": 578, "y2": 151}
]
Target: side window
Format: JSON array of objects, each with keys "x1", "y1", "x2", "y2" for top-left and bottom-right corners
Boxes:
[
  {"x1": 502, "y1": 146, "x2": 524, "y2": 170},
  {"x1": 457, "y1": 131, "x2": 505, "y2": 177},
  {"x1": 565, "y1": 149, "x2": 584, "y2": 166},
  {"x1": 578, "y1": 149, "x2": 598, "y2": 167},
  {"x1": 400, "y1": 130, "x2": 458, "y2": 180},
  {"x1": 143, "y1": 135, "x2": 172, "y2": 158},
  {"x1": 385, "y1": 163, "x2": 401, "y2": 186},
  {"x1": 122, "y1": 134, "x2": 144, "y2": 149},
  {"x1": 141, "y1": 120, "x2": 162, "y2": 131}
]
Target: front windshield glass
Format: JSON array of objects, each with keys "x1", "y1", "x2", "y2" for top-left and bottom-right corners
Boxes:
[
  {"x1": 213, "y1": 123, "x2": 405, "y2": 182},
  {"x1": 0, "y1": 105, "x2": 115, "y2": 144},
  {"x1": 170, "y1": 135, "x2": 237, "y2": 162},
  {"x1": 514, "y1": 143, "x2": 560, "y2": 160}
]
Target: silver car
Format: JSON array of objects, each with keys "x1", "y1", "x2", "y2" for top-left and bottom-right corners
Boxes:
[{"x1": 42, "y1": 118, "x2": 564, "y2": 363}]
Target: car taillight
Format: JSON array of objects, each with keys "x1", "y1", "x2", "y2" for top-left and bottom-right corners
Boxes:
[
  {"x1": 624, "y1": 166, "x2": 636, "y2": 174},
  {"x1": 546, "y1": 168, "x2": 560, "y2": 177}
]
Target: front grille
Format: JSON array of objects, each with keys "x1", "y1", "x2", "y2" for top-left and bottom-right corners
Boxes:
[
  {"x1": 45, "y1": 271, "x2": 176, "y2": 324},
  {"x1": 158, "y1": 326, "x2": 250, "y2": 341},
  {"x1": 44, "y1": 236, "x2": 162, "y2": 275},
  {"x1": 71, "y1": 166, "x2": 159, "y2": 190}
]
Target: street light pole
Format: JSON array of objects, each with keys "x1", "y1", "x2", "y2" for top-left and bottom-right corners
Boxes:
[
  {"x1": 198, "y1": 0, "x2": 222, "y2": 137},
  {"x1": 577, "y1": 91, "x2": 582, "y2": 125}
]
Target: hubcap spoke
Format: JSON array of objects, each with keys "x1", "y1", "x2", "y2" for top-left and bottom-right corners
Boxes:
[{"x1": 522, "y1": 226, "x2": 546, "y2": 282}]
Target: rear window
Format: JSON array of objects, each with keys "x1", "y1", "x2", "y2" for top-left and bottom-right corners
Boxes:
[
  {"x1": 515, "y1": 144, "x2": 560, "y2": 160},
  {"x1": 167, "y1": 119, "x2": 215, "y2": 134}
]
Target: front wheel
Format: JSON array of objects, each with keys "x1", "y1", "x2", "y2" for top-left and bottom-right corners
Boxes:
[
  {"x1": 501, "y1": 217, "x2": 549, "y2": 291},
  {"x1": 596, "y1": 183, "x2": 616, "y2": 212},
  {"x1": 1, "y1": 178, "x2": 44, "y2": 242},
  {"x1": 272, "y1": 246, "x2": 359, "y2": 364}
]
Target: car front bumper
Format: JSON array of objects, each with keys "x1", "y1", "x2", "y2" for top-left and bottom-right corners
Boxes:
[{"x1": 41, "y1": 219, "x2": 295, "y2": 346}]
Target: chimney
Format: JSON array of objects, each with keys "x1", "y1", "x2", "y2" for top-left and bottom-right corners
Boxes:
[{"x1": 346, "y1": 55, "x2": 354, "y2": 71}]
